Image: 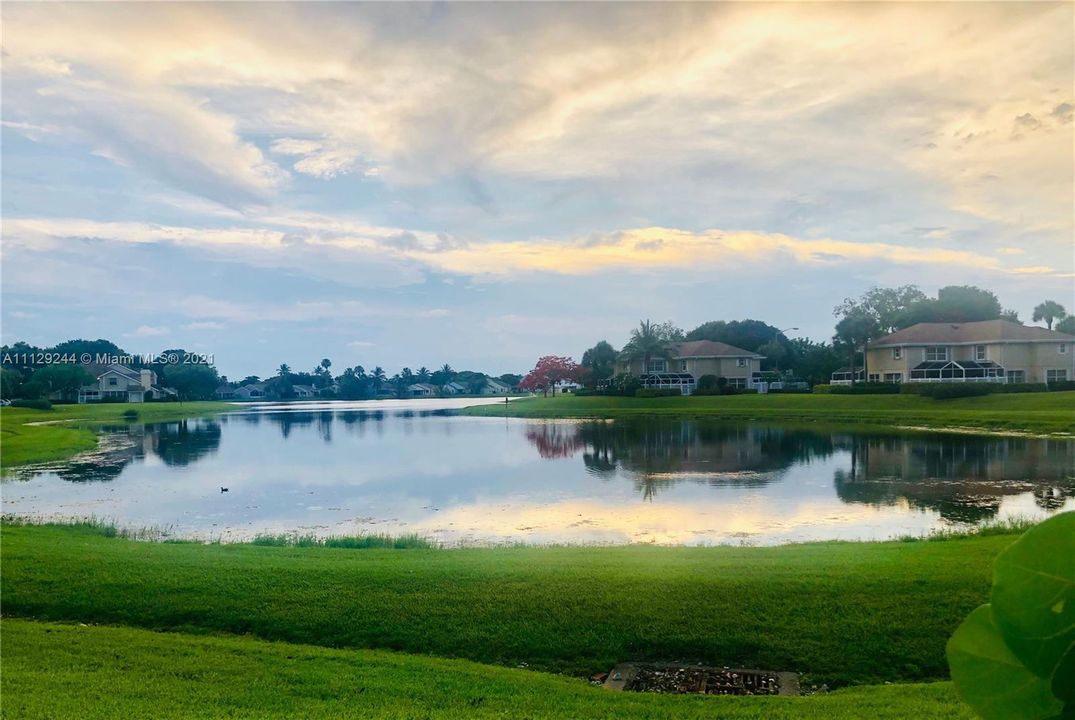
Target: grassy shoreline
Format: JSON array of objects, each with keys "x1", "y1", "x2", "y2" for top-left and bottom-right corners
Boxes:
[
  {"x1": 0, "y1": 401, "x2": 235, "y2": 469},
  {"x1": 461, "y1": 391, "x2": 1075, "y2": 436},
  {"x1": 1, "y1": 522, "x2": 1014, "y2": 688},
  {"x1": 0, "y1": 619, "x2": 974, "y2": 719}
]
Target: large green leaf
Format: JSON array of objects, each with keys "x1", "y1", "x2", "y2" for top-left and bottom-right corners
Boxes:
[
  {"x1": 992, "y1": 512, "x2": 1075, "y2": 691},
  {"x1": 948, "y1": 604, "x2": 1064, "y2": 720}
]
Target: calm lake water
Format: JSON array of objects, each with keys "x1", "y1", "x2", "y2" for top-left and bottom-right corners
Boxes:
[{"x1": 4, "y1": 399, "x2": 1074, "y2": 545}]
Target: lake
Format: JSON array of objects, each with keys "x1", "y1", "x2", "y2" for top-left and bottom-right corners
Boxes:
[{"x1": 4, "y1": 399, "x2": 1073, "y2": 545}]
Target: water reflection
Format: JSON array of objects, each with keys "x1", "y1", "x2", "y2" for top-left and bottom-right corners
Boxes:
[
  {"x1": 834, "y1": 434, "x2": 1075, "y2": 523},
  {"x1": 4, "y1": 400, "x2": 1073, "y2": 544}
]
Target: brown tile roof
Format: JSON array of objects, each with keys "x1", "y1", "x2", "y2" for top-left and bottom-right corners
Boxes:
[
  {"x1": 871, "y1": 319, "x2": 1075, "y2": 347},
  {"x1": 671, "y1": 340, "x2": 762, "y2": 358}
]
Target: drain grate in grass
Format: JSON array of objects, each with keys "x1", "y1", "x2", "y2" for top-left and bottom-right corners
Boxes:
[{"x1": 602, "y1": 662, "x2": 800, "y2": 696}]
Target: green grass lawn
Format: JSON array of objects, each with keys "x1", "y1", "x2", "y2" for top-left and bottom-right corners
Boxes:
[
  {"x1": 0, "y1": 523, "x2": 1013, "y2": 688},
  {"x1": 0, "y1": 619, "x2": 974, "y2": 720},
  {"x1": 462, "y1": 391, "x2": 1075, "y2": 435},
  {"x1": 0, "y1": 401, "x2": 234, "y2": 469}
]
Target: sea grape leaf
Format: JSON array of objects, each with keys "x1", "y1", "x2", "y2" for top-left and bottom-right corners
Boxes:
[
  {"x1": 1052, "y1": 642, "x2": 1075, "y2": 704},
  {"x1": 948, "y1": 604, "x2": 1064, "y2": 720},
  {"x1": 992, "y1": 512, "x2": 1075, "y2": 687}
]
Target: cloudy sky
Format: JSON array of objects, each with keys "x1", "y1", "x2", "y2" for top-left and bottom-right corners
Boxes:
[{"x1": 2, "y1": 2, "x2": 1073, "y2": 378}]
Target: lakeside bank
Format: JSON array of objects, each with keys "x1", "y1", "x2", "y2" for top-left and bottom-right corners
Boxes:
[{"x1": 460, "y1": 391, "x2": 1075, "y2": 436}]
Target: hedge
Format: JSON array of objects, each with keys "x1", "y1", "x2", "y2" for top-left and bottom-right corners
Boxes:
[
  {"x1": 634, "y1": 388, "x2": 682, "y2": 398},
  {"x1": 9, "y1": 398, "x2": 53, "y2": 410},
  {"x1": 829, "y1": 383, "x2": 901, "y2": 395}
]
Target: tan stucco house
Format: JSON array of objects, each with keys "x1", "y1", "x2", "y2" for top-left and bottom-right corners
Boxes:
[
  {"x1": 833, "y1": 320, "x2": 1074, "y2": 385},
  {"x1": 617, "y1": 340, "x2": 764, "y2": 394},
  {"x1": 71, "y1": 363, "x2": 175, "y2": 403}
]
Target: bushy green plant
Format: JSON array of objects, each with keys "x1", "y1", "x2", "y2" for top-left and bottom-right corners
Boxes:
[
  {"x1": 695, "y1": 374, "x2": 719, "y2": 391},
  {"x1": 918, "y1": 384, "x2": 992, "y2": 400},
  {"x1": 1047, "y1": 380, "x2": 1075, "y2": 392},
  {"x1": 9, "y1": 398, "x2": 53, "y2": 410},
  {"x1": 634, "y1": 388, "x2": 681, "y2": 398},
  {"x1": 947, "y1": 512, "x2": 1074, "y2": 719},
  {"x1": 121, "y1": 409, "x2": 139, "y2": 421},
  {"x1": 812, "y1": 384, "x2": 834, "y2": 394},
  {"x1": 830, "y1": 382, "x2": 901, "y2": 395}
]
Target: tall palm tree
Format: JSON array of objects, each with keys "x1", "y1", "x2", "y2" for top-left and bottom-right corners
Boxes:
[
  {"x1": 417, "y1": 366, "x2": 431, "y2": 382},
  {"x1": 1032, "y1": 300, "x2": 1067, "y2": 330},
  {"x1": 277, "y1": 363, "x2": 291, "y2": 378},
  {"x1": 372, "y1": 366, "x2": 386, "y2": 391},
  {"x1": 621, "y1": 320, "x2": 673, "y2": 373}
]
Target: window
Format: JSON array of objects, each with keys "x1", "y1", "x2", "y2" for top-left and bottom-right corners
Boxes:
[
  {"x1": 727, "y1": 377, "x2": 747, "y2": 389},
  {"x1": 108, "y1": 376, "x2": 118, "y2": 386},
  {"x1": 736, "y1": 358, "x2": 746, "y2": 368},
  {"x1": 868, "y1": 373, "x2": 880, "y2": 382},
  {"x1": 1006, "y1": 370, "x2": 1026, "y2": 383},
  {"x1": 679, "y1": 360, "x2": 689, "y2": 372},
  {"x1": 646, "y1": 358, "x2": 667, "y2": 373},
  {"x1": 1047, "y1": 369, "x2": 1069, "y2": 384},
  {"x1": 975, "y1": 345, "x2": 987, "y2": 361},
  {"x1": 1060, "y1": 344, "x2": 1068, "y2": 355},
  {"x1": 892, "y1": 347, "x2": 902, "y2": 360},
  {"x1": 884, "y1": 373, "x2": 903, "y2": 383},
  {"x1": 925, "y1": 346, "x2": 948, "y2": 362}
]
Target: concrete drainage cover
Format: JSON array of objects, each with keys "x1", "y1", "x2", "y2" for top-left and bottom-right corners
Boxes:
[{"x1": 603, "y1": 662, "x2": 800, "y2": 696}]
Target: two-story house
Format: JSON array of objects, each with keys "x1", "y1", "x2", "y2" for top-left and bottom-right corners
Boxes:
[
  {"x1": 616, "y1": 340, "x2": 765, "y2": 395},
  {"x1": 74, "y1": 364, "x2": 175, "y2": 403},
  {"x1": 835, "y1": 319, "x2": 1074, "y2": 385}
]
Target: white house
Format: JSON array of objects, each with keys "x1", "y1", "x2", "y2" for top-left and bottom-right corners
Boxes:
[
  {"x1": 481, "y1": 378, "x2": 513, "y2": 395},
  {"x1": 408, "y1": 383, "x2": 438, "y2": 396},
  {"x1": 442, "y1": 381, "x2": 470, "y2": 395},
  {"x1": 292, "y1": 384, "x2": 317, "y2": 398}
]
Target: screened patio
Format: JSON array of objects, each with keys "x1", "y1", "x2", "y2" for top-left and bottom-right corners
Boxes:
[
  {"x1": 908, "y1": 360, "x2": 1007, "y2": 383},
  {"x1": 639, "y1": 372, "x2": 697, "y2": 395}
]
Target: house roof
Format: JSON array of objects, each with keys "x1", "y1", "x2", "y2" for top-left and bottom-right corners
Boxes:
[
  {"x1": 871, "y1": 320, "x2": 1075, "y2": 347},
  {"x1": 670, "y1": 340, "x2": 763, "y2": 359},
  {"x1": 408, "y1": 383, "x2": 438, "y2": 391},
  {"x1": 484, "y1": 378, "x2": 511, "y2": 388}
]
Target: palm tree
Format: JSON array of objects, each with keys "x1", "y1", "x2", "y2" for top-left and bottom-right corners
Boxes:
[
  {"x1": 277, "y1": 363, "x2": 291, "y2": 378},
  {"x1": 417, "y1": 366, "x2": 431, "y2": 382},
  {"x1": 320, "y1": 358, "x2": 332, "y2": 371},
  {"x1": 371, "y1": 366, "x2": 386, "y2": 392},
  {"x1": 1032, "y1": 300, "x2": 1067, "y2": 330},
  {"x1": 621, "y1": 319, "x2": 673, "y2": 373}
]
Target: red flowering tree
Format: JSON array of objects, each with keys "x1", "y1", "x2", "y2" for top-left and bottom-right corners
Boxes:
[{"x1": 519, "y1": 355, "x2": 582, "y2": 397}]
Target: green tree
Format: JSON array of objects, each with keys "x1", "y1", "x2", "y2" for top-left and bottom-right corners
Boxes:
[
  {"x1": 417, "y1": 366, "x2": 431, "y2": 382},
  {"x1": 277, "y1": 364, "x2": 291, "y2": 379},
  {"x1": 834, "y1": 285, "x2": 926, "y2": 334},
  {"x1": 28, "y1": 364, "x2": 96, "y2": 402},
  {"x1": 790, "y1": 338, "x2": 843, "y2": 386},
  {"x1": 371, "y1": 367, "x2": 387, "y2": 393},
  {"x1": 834, "y1": 310, "x2": 880, "y2": 384},
  {"x1": 580, "y1": 341, "x2": 618, "y2": 385},
  {"x1": 1055, "y1": 316, "x2": 1075, "y2": 335},
  {"x1": 757, "y1": 339, "x2": 789, "y2": 373},
  {"x1": 621, "y1": 320, "x2": 676, "y2": 372},
  {"x1": 432, "y1": 364, "x2": 454, "y2": 385},
  {"x1": 1031, "y1": 300, "x2": 1066, "y2": 330},
  {"x1": 898, "y1": 286, "x2": 1003, "y2": 327},
  {"x1": 166, "y1": 364, "x2": 220, "y2": 401},
  {"x1": 1, "y1": 367, "x2": 24, "y2": 399}
]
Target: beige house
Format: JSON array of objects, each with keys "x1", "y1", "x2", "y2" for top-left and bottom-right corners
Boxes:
[
  {"x1": 73, "y1": 363, "x2": 175, "y2": 403},
  {"x1": 617, "y1": 340, "x2": 764, "y2": 394},
  {"x1": 836, "y1": 320, "x2": 1074, "y2": 385}
]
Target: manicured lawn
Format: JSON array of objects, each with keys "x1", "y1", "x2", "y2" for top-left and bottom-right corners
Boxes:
[
  {"x1": 0, "y1": 619, "x2": 974, "y2": 720},
  {"x1": 0, "y1": 401, "x2": 234, "y2": 469},
  {"x1": 0, "y1": 523, "x2": 1013, "y2": 687},
  {"x1": 462, "y1": 391, "x2": 1075, "y2": 435}
]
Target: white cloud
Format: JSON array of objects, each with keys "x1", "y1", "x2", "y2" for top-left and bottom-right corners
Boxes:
[
  {"x1": 182, "y1": 321, "x2": 226, "y2": 331},
  {"x1": 128, "y1": 324, "x2": 169, "y2": 337}
]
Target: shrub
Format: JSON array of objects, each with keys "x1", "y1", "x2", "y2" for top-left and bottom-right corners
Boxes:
[
  {"x1": 9, "y1": 398, "x2": 53, "y2": 410},
  {"x1": 696, "y1": 374, "x2": 719, "y2": 391},
  {"x1": 634, "y1": 388, "x2": 681, "y2": 398},
  {"x1": 812, "y1": 384, "x2": 833, "y2": 394},
  {"x1": 767, "y1": 387, "x2": 812, "y2": 394},
  {"x1": 997, "y1": 383, "x2": 1048, "y2": 394},
  {"x1": 121, "y1": 409, "x2": 139, "y2": 420},
  {"x1": 1046, "y1": 379, "x2": 1075, "y2": 392},
  {"x1": 917, "y1": 383, "x2": 992, "y2": 400},
  {"x1": 830, "y1": 382, "x2": 901, "y2": 395}
]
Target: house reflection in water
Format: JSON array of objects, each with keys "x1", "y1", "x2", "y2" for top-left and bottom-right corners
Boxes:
[
  {"x1": 523, "y1": 420, "x2": 1075, "y2": 515},
  {"x1": 835, "y1": 435, "x2": 1075, "y2": 523},
  {"x1": 525, "y1": 420, "x2": 837, "y2": 500}
]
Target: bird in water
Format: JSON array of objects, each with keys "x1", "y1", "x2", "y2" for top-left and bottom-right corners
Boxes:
[{"x1": 220, "y1": 487, "x2": 229, "y2": 493}]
